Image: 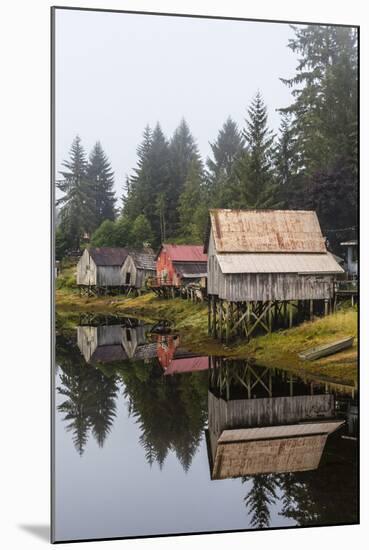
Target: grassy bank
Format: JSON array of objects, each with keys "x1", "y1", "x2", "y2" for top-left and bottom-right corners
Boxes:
[{"x1": 56, "y1": 287, "x2": 357, "y2": 386}]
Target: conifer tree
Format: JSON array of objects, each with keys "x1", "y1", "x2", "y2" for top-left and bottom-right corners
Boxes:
[
  {"x1": 167, "y1": 119, "x2": 202, "y2": 235},
  {"x1": 235, "y1": 92, "x2": 282, "y2": 209},
  {"x1": 131, "y1": 214, "x2": 154, "y2": 247},
  {"x1": 274, "y1": 113, "x2": 299, "y2": 187},
  {"x1": 122, "y1": 125, "x2": 153, "y2": 223},
  {"x1": 279, "y1": 25, "x2": 358, "y2": 247},
  {"x1": 122, "y1": 124, "x2": 171, "y2": 245},
  {"x1": 57, "y1": 135, "x2": 94, "y2": 250},
  {"x1": 87, "y1": 141, "x2": 116, "y2": 227},
  {"x1": 206, "y1": 117, "x2": 244, "y2": 207},
  {"x1": 280, "y1": 25, "x2": 358, "y2": 177},
  {"x1": 177, "y1": 160, "x2": 208, "y2": 243}
]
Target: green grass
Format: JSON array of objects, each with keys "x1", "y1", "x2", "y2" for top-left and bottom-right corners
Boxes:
[{"x1": 56, "y1": 285, "x2": 357, "y2": 385}]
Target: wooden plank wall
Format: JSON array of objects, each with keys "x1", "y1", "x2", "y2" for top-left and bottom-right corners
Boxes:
[
  {"x1": 77, "y1": 249, "x2": 97, "y2": 286},
  {"x1": 208, "y1": 255, "x2": 334, "y2": 301},
  {"x1": 208, "y1": 391, "x2": 335, "y2": 436}
]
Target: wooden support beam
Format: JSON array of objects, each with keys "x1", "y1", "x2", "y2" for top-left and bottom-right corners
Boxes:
[
  {"x1": 219, "y1": 299, "x2": 223, "y2": 342},
  {"x1": 289, "y1": 303, "x2": 293, "y2": 328},
  {"x1": 207, "y1": 296, "x2": 211, "y2": 335},
  {"x1": 212, "y1": 296, "x2": 217, "y2": 338},
  {"x1": 248, "y1": 301, "x2": 274, "y2": 336}
]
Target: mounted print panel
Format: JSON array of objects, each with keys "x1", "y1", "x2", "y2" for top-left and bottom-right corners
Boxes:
[{"x1": 52, "y1": 6, "x2": 359, "y2": 543}]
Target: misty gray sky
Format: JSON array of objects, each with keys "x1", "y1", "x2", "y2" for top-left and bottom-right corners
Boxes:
[{"x1": 55, "y1": 9, "x2": 300, "y2": 198}]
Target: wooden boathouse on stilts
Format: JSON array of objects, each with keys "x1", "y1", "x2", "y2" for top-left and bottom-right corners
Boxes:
[{"x1": 205, "y1": 209, "x2": 344, "y2": 342}]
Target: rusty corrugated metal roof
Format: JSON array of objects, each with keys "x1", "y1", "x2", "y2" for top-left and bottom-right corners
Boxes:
[
  {"x1": 88, "y1": 247, "x2": 129, "y2": 266},
  {"x1": 216, "y1": 252, "x2": 344, "y2": 274},
  {"x1": 209, "y1": 209, "x2": 326, "y2": 253},
  {"x1": 159, "y1": 244, "x2": 208, "y2": 262}
]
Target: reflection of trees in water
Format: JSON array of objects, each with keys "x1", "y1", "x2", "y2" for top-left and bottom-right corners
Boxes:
[
  {"x1": 241, "y1": 435, "x2": 357, "y2": 528},
  {"x1": 117, "y1": 360, "x2": 208, "y2": 471},
  {"x1": 56, "y1": 332, "x2": 208, "y2": 469},
  {"x1": 277, "y1": 436, "x2": 358, "y2": 526},
  {"x1": 242, "y1": 475, "x2": 277, "y2": 528},
  {"x1": 56, "y1": 334, "x2": 119, "y2": 455}
]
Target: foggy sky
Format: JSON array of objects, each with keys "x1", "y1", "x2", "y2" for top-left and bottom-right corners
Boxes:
[{"x1": 55, "y1": 8, "x2": 300, "y2": 198}]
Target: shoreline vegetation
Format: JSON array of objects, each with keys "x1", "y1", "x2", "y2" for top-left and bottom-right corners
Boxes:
[{"x1": 56, "y1": 286, "x2": 357, "y2": 387}]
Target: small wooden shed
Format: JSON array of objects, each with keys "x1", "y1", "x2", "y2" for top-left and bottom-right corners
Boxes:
[
  {"x1": 121, "y1": 248, "x2": 156, "y2": 290},
  {"x1": 155, "y1": 244, "x2": 208, "y2": 287},
  {"x1": 205, "y1": 209, "x2": 344, "y2": 340},
  {"x1": 77, "y1": 247, "x2": 129, "y2": 291}
]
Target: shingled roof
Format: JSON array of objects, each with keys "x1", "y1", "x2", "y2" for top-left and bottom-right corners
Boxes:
[
  {"x1": 128, "y1": 248, "x2": 156, "y2": 270},
  {"x1": 206, "y1": 209, "x2": 327, "y2": 254},
  {"x1": 88, "y1": 247, "x2": 129, "y2": 266}
]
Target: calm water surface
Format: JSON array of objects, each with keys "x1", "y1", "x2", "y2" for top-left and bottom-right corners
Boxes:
[{"x1": 53, "y1": 314, "x2": 358, "y2": 542}]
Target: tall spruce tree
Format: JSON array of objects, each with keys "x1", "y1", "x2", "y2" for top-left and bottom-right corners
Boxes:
[
  {"x1": 167, "y1": 119, "x2": 202, "y2": 236},
  {"x1": 177, "y1": 159, "x2": 208, "y2": 243},
  {"x1": 274, "y1": 113, "x2": 299, "y2": 187},
  {"x1": 122, "y1": 125, "x2": 153, "y2": 223},
  {"x1": 122, "y1": 124, "x2": 171, "y2": 245},
  {"x1": 274, "y1": 112, "x2": 302, "y2": 207},
  {"x1": 57, "y1": 136, "x2": 94, "y2": 250},
  {"x1": 280, "y1": 25, "x2": 358, "y2": 176},
  {"x1": 206, "y1": 116, "x2": 245, "y2": 207},
  {"x1": 235, "y1": 92, "x2": 281, "y2": 209},
  {"x1": 87, "y1": 141, "x2": 116, "y2": 227},
  {"x1": 279, "y1": 25, "x2": 358, "y2": 247}
]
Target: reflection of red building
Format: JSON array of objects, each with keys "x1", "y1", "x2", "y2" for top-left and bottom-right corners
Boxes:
[
  {"x1": 156, "y1": 335, "x2": 208, "y2": 375},
  {"x1": 155, "y1": 244, "x2": 207, "y2": 286},
  {"x1": 156, "y1": 335, "x2": 180, "y2": 369},
  {"x1": 164, "y1": 356, "x2": 209, "y2": 376}
]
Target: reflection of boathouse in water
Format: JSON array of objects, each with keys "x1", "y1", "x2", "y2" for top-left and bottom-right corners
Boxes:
[
  {"x1": 156, "y1": 335, "x2": 208, "y2": 375},
  {"x1": 206, "y1": 359, "x2": 345, "y2": 479},
  {"x1": 77, "y1": 321, "x2": 157, "y2": 364}
]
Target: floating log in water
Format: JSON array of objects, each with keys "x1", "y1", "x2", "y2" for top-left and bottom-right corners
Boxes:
[{"x1": 298, "y1": 336, "x2": 354, "y2": 361}]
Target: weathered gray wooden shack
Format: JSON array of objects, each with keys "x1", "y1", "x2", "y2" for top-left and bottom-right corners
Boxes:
[
  {"x1": 77, "y1": 247, "x2": 129, "y2": 292},
  {"x1": 205, "y1": 209, "x2": 344, "y2": 341},
  {"x1": 121, "y1": 248, "x2": 156, "y2": 291}
]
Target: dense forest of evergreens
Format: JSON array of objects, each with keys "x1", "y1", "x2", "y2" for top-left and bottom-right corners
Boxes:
[{"x1": 56, "y1": 25, "x2": 358, "y2": 259}]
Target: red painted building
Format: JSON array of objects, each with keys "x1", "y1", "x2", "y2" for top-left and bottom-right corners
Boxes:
[{"x1": 155, "y1": 244, "x2": 208, "y2": 286}]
